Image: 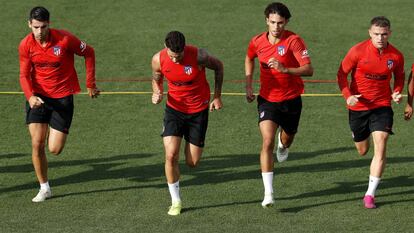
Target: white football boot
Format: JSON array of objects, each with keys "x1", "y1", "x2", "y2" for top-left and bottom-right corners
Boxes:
[
  {"x1": 276, "y1": 131, "x2": 289, "y2": 162},
  {"x1": 32, "y1": 189, "x2": 52, "y2": 202}
]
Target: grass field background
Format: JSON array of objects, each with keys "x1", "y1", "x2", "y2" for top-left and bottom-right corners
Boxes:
[{"x1": 1, "y1": 0, "x2": 413, "y2": 232}]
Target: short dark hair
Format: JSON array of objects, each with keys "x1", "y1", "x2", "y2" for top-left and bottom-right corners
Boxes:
[
  {"x1": 165, "y1": 31, "x2": 186, "y2": 53},
  {"x1": 29, "y1": 6, "x2": 50, "y2": 22},
  {"x1": 264, "y1": 2, "x2": 291, "y2": 19},
  {"x1": 370, "y1": 16, "x2": 391, "y2": 28}
]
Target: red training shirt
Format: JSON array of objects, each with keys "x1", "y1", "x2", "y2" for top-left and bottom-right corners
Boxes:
[
  {"x1": 337, "y1": 39, "x2": 405, "y2": 111},
  {"x1": 19, "y1": 29, "x2": 96, "y2": 100},
  {"x1": 159, "y1": 45, "x2": 210, "y2": 114},
  {"x1": 247, "y1": 30, "x2": 311, "y2": 102}
]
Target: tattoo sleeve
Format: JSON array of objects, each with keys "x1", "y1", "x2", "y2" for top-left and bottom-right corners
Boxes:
[
  {"x1": 152, "y1": 71, "x2": 163, "y2": 82},
  {"x1": 212, "y1": 57, "x2": 223, "y2": 98},
  {"x1": 198, "y1": 48, "x2": 223, "y2": 97}
]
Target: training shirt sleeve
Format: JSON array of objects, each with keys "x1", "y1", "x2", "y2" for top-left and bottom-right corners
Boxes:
[
  {"x1": 18, "y1": 40, "x2": 33, "y2": 100},
  {"x1": 337, "y1": 46, "x2": 359, "y2": 100},
  {"x1": 392, "y1": 54, "x2": 405, "y2": 93},
  {"x1": 290, "y1": 37, "x2": 311, "y2": 66},
  {"x1": 65, "y1": 31, "x2": 96, "y2": 89},
  {"x1": 246, "y1": 37, "x2": 257, "y2": 59}
]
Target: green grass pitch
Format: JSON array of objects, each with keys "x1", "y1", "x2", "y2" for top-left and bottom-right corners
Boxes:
[{"x1": 1, "y1": 0, "x2": 413, "y2": 232}]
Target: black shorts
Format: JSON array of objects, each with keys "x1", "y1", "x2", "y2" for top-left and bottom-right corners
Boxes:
[
  {"x1": 257, "y1": 95, "x2": 302, "y2": 134},
  {"x1": 26, "y1": 95, "x2": 74, "y2": 134},
  {"x1": 349, "y1": 107, "x2": 394, "y2": 142},
  {"x1": 161, "y1": 105, "x2": 209, "y2": 147}
]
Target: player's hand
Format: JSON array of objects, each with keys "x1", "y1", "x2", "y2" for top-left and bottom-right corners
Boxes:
[
  {"x1": 392, "y1": 91, "x2": 402, "y2": 104},
  {"x1": 267, "y1": 58, "x2": 288, "y2": 73},
  {"x1": 346, "y1": 94, "x2": 361, "y2": 106},
  {"x1": 209, "y1": 97, "x2": 222, "y2": 112},
  {"x1": 28, "y1": 95, "x2": 44, "y2": 108},
  {"x1": 404, "y1": 103, "x2": 413, "y2": 121},
  {"x1": 246, "y1": 86, "x2": 255, "y2": 103},
  {"x1": 87, "y1": 87, "x2": 101, "y2": 98},
  {"x1": 152, "y1": 92, "x2": 163, "y2": 104}
]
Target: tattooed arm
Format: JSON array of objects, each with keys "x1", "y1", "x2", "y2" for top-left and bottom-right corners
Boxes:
[{"x1": 198, "y1": 48, "x2": 224, "y2": 111}]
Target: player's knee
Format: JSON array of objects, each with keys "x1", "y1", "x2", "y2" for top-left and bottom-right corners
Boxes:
[
  {"x1": 165, "y1": 152, "x2": 179, "y2": 164},
  {"x1": 186, "y1": 160, "x2": 199, "y2": 168},
  {"x1": 49, "y1": 145, "x2": 63, "y2": 155},
  {"x1": 185, "y1": 157, "x2": 200, "y2": 168},
  {"x1": 357, "y1": 147, "x2": 369, "y2": 156},
  {"x1": 32, "y1": 140, "x2": 46, "y2": 151},
  {"x1": 262, "y1": 138, "x2": 275, "y2": 150}
]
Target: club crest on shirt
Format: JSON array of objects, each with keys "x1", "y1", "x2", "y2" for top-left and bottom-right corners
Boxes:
[
  {"x1": 184, "y1": 65, "x2": 193, "y2": 75},
  {"x1": 53, "y1": 46, "x2": 62, "y2": 56},
  {"x1": 301, "y1": 49, "x2": 309, "y2": 58},
  {"x1": 387, "y1": 59, "x2": 394, "y2": 70},
  {"x1": 277, "y1": 46, "x2": 286, "y2": 56},
  {"x1": 80, "y1": 41, "x2": 87, "y2": 52}
]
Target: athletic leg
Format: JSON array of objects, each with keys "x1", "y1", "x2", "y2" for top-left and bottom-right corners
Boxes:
[
  {"x1": 29, "y1": 123, "x2": 52, "y2": 202},
  {"x1": 259, "y1": 120, "x2": 278, "y2": 207},
  {"x1": 48, "y1": 128, "x2": 68, "y2": 155},
  {"x1": 363, "y1": 131, "x2": 388, "y2": 209},
  {"x1": 184, "y1": 142, "x2": 203, "y2": 168},
  {"x1": 354, "y1": 138, "x2": 370, "y2": 156},
  {"x1": 163, "y1": 136, "x2": 182, "y2": 215},
  {"x1": 164, "y1": 136, "x2": 182, "y2": 184},
  {"x1": 260, "y1": 120, "x2": 278, "y2": 172},
  {"x1": 29, "y1": 123, "x2": 49, "y2": 184}
]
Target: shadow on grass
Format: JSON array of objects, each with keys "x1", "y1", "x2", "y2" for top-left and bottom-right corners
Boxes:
[
  {"x1": 0, "y1": 153, "x2": 28, "y2": 160},
  {"x1": 181, "y1": 157, "x2": 414, "y2": 213},
  {"x1": 281, "y1": 175, "x2": 414, "y2": 201},
  {"x1": 279, "y1": 185, "x2": 414, "y2": 213},
  {"x1": 0, "y1": 153, "x2": 159, "y2": 193},
  {"x1": 1, "y1": 149, "x2": 413, "y2": 213},
  {"x1": 182, "y1": 200, "x2": 262, "y2": 214},
  {"x1": 286, "y1": 146, "x2": 354, "y2": 161},
  {"x1": 180, "y1": 177, "x2": 414, "y2": 214}
]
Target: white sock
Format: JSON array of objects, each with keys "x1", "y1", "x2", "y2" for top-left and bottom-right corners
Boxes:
[
  {"x1": 168, "y1": 181, "x2": 181, "y2": 203},
  {"x1": 365, "y1": 175, "x2": 380, "y2": 197},
  {"x1": 261, "y1": 172, "x2": 274, "y2": 196},
  {"x1": 40, "y1": 181, "x2": 50, "y2": 191}
]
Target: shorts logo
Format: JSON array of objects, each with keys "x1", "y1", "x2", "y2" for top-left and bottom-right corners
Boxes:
[
  {"x1": 277, "y1": 46, "x2": 286, "y2": 56},
  {"x1": 80, "y1": 41, "x2": 87, "y2": 52},
  {"x1": 184, "y1": 65, "x2": 193, "y2": 75},
  {"x1": 53, "y1": 46, "x2": 62, "y2": 56},
  {"x1": 260, "y1": 111, "x2": 265, "y2": 119},
  {"x1": 387, "y1": 59, "x2": 393, "y2": 70},
  {"x1": 301, "y1": 49, "x2": 309, "y2": 58}
]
